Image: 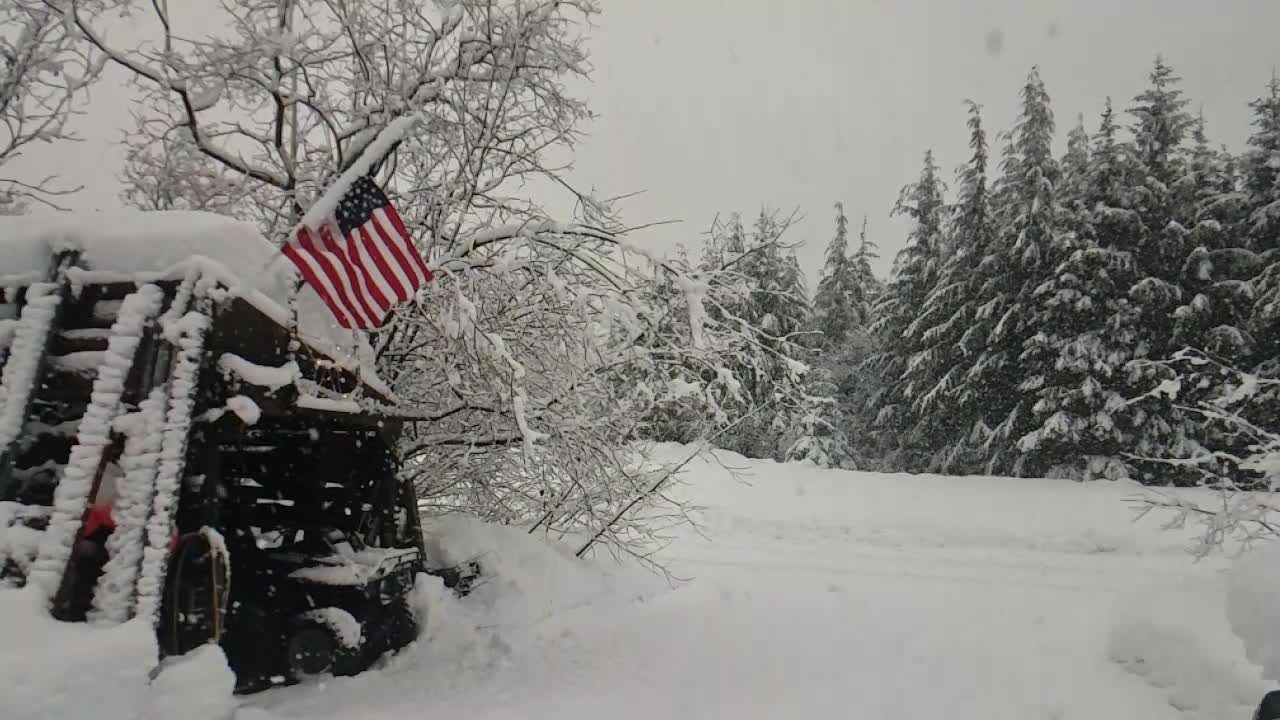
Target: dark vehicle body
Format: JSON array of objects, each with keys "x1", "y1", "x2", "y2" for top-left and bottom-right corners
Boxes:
[{"x1": 0, "y1": 236, "x2": 464, "y2": 693}]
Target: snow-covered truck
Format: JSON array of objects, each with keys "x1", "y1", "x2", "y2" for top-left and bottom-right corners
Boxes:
[{"x1": 0, "y1": 210, "x2": 445, "y2": 693}]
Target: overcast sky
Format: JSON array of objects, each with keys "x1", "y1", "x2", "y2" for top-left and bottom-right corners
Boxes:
[{"x1": 13, "y1": 0, "x2": 1280, "y2": 282}]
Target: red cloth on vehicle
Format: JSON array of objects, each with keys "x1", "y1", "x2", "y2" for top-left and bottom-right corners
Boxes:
[
  {"x1": 82, "y1": 505, "x2": 115, "y2": 537},
  {"x1": 81, "y1": 504, "x2": 180, "y2": 551}
]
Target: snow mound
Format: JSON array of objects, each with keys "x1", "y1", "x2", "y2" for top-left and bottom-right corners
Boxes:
[
  {"x1": 1, "y1": 586, "x2": 235, "y2": 720},
  {"x1": 1227, "y1": 542, "x2": 1280, "y2": 682},
  {"x1": 408, "y1": 513, "x2": 667, "y2": 684},
  {"x1": 1109, "y1": 618, "x2": 1266, "y2": 718},
  {"x1": 1108, "y1": 575, "x2": 1270, "y2": 720},
  {"x1": 0, "y1": 587, "x2": 157, "y2": 720},
  {"x1": 243, "y1": 515, "x2": 665, "y2": 718},
  {"x1": 141, "y1": 643, "x2": 237, "y2": 720},
  {"x1": 420, "y1": 513, "x2": 665, "y2": 629}
]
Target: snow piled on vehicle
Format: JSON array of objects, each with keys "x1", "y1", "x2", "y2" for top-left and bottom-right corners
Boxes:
[
  {"x1": 0, "y1": 209, "x2": 389, "y2": 396},
  {"x1": 0, "y1": 210, "x2": 273, "y2": 288}
]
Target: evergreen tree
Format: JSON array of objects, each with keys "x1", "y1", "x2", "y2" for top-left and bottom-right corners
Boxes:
[
  {"x1": 1163, "y1": 111, "x2": 1264, "y2": 484},
  {"x1": 1171, "y1": 112, "x2": 1255, "y2": 361},
  {"x1": 1247, "y1": 76, "x2": 1280, "y2": 362},
  {"x1": 1060, "y1": 114, "x2": 1093, "y2": 214},
  {"x1": 900, "y1": 100, "x2": 994, "y2": 472},
  {"x1": 812, "y1": 203, "x2": 870, "y2": 349},
  {"x1": 867, "y1": 150, "x2": 947, "y2": 469},
  {"x1": 799, "y1": 208, "x2": 882, "y2": 469},
  {"x1": 701, "y1": 210, "x2": 814, "y2": 459},
  {"x1": 851, "y1": 217, "x2": 883, "y2": 303},
  {"x1": 850, "y1": 58, "x2": 1280, "y2": 483},
  {"x1": 973, "y1": 66, "x2": 1064, "y2": 474},
  {"x1": 1123, "y1": 58, "x2": 1205, "y2": 481},
  {"x1": 1016, "y1": 99, "x2": 1145, "y2": 479},
  {"x1": 1126, "y1": 58, "x2": 1196, "y2": 319}
]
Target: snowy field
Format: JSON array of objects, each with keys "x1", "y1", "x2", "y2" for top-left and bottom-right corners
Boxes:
[{"x1": 6, "y1": 443, "x2": 1280, "y2": 719}]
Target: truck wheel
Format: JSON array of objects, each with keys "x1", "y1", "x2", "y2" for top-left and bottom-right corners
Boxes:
[
  {"x1": 287, "y1": 625, "x2": 337, "y2": 679},
  {"x1": 384, "y1": 597, "x2": 420, "y2": 652}
]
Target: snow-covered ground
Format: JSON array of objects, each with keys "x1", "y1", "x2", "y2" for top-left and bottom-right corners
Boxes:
[{"x1": 5, "y1": 444, "x2": 1279, "y2": 719}]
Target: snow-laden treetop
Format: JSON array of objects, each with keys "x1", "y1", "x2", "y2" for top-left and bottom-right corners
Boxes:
[{"x1": 0, "y1": 209, "x2": 385, "y2": 393}]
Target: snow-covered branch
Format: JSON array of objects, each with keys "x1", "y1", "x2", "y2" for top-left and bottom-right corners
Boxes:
[
  {"x1": 1129, "y1": 348, "x2": 1280, "y2": 556},
  {"x1": 83, "y1": 0, "x2": 597, "y2": 239},
  {"x1": 88, "y1": 0, "x2": 813, "y2": 566},
  {"x1": 0, "y1": 0, "x2": 105, "y2": 210}
]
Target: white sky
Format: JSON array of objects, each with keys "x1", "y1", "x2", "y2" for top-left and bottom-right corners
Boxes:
[{"x1": 11, "y1": 0, "x2": 1280, "y2": 283}]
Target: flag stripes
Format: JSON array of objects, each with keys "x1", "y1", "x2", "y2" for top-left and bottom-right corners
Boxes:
[{"x1": 283, "y1": 176, "x2": 432, "y2": 329}]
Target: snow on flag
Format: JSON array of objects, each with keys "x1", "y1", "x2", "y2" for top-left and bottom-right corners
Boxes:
[{"x1": 283, "y1": 175, "x2": 432, "y2": 329}]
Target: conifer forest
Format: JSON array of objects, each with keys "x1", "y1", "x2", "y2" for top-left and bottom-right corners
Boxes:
[{"x1": 651, "y1": 59, "x2": 1280, "y2": 490}]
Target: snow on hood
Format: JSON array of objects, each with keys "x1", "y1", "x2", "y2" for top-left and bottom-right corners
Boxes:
[
  {"x1": 0, "y1": 209, "x2": 392, "y2": 398},
  {"x1": 0, "y1": 209, "x2": 275, "y2": 284}
]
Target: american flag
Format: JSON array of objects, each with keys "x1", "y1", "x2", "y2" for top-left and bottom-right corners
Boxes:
[{"x1": 283, "y1": 176, "x2": 432, "y2": 329}]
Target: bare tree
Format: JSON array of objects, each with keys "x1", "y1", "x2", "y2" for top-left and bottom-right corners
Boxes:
[
  {"x1": 1, "y1": 0, "x2": 104, "y2": 211},
  {"x1": 67, "y1": 0, "x2": 810, "y2": 569}
]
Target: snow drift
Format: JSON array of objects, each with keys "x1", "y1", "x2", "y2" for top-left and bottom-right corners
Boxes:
[
  {"x1": 7, "y1": 445, "x2": 1280, "y2": 720},
  {"x1": 244, "y1": 513, "x2": 663, "y2": 719},
  {"x1": 1227, "y1": 541, "x2": 1280, "y2": 683}
]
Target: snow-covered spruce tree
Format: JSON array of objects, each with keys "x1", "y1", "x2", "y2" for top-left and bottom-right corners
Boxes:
[
  {"x1": 0, "y1": 0, "x2": 105, "y2": 211},
  {"x1": 829, "y1": 215, "x2": 885, "y2": 468},
  {"x1": 1119, "y1": 58, "x2": 1207, "y2": 483},
  {"x1": 1134, "y1": 79, "x2": 1280, "y2": 539},
  {"x1": 1231, "y1": 75, "x2": 1280, "y2": 487},
  {"x1": 867, "y1": 150, "x2": 947, "y2": 471},
  {"x1": 1247, "y1": 75, "x2": 1280, "y2": 364},
  {"x1": 899, "y1": 100, "x2": 993, "y2": 473},
  {"x1": 630, "y1": 245, "x2": 708, "y2": 444},
  {"x1": 1128, "y1": 58, "x2": 1198, "y2": 320},
  {"x1": 851, "y1": 218, "x2": 883, "y2": 305},
  {"x1": 1059, "y1": 114, "x2": 1092, "y2": 218},
  {"x1": 793, "y1": 205, "x2": 880, "y2": 469},
  {"x1": 80, "y1": 0, "x2": 807, "y2": 568},
  {"x1": 1015, "y1": 99, "x2": 1145, "y2": 479},
  {"x1": 967, "y1": 66, "x2": 1064, "y2": 475},
  {"x1": 812, "y1": 203, "x2": 875, "y2": 348},
  {"x1": 1169, "y1": 114, "x2": 1257, "y2": 415},
  {"x1": 690, "y1": 210, "x2": 813, "y2": 461}
]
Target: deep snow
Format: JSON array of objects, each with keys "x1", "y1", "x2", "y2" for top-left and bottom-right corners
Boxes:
[{"x1": 4, "y1": 444, "x2": 1280, "y2": 720}]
